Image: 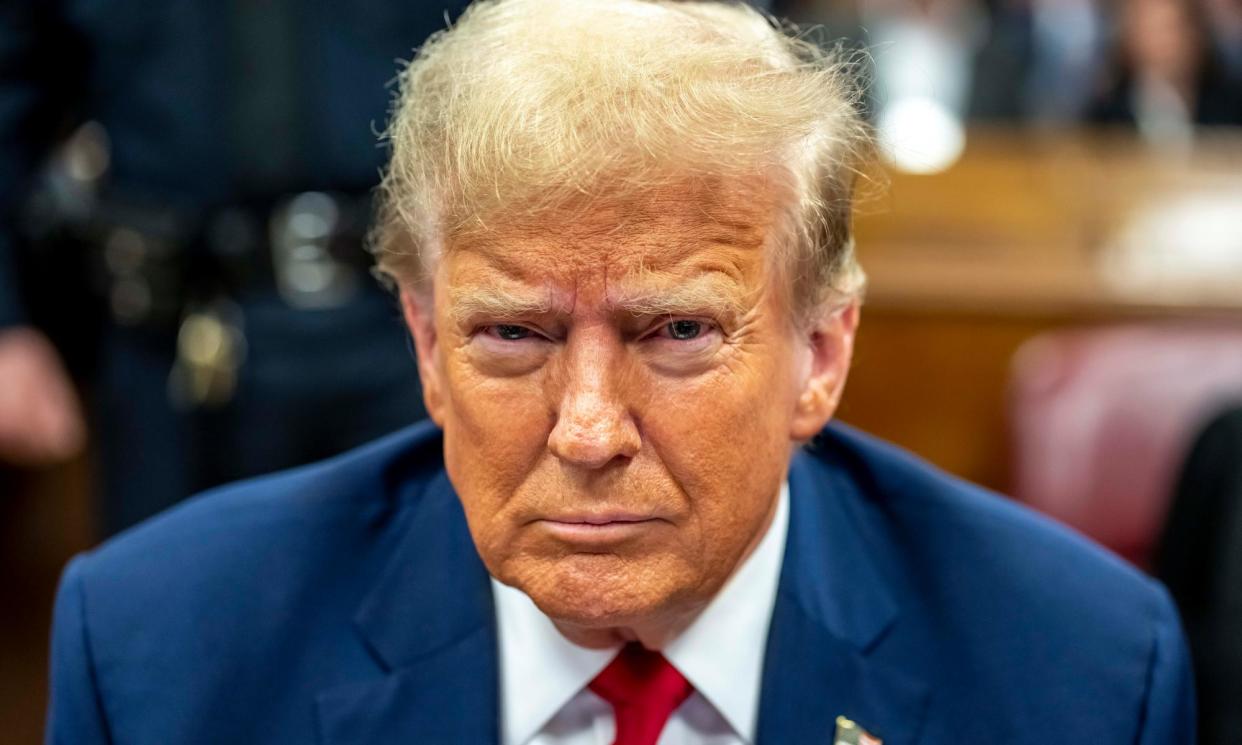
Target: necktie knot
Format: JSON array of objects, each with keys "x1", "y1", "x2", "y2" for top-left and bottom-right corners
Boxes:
[{"x1": 589, "y1": 643, "x2": 693, "y2": 745}]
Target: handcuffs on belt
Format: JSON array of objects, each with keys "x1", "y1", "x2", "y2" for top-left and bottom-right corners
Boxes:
[{"x1": 95, "y1": 191, "x2": 373, "y2": 408}]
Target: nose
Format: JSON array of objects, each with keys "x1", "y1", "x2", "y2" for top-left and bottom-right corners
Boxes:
[{"x1": 547, "y1": 330, "x2": 641, "y2": 469}]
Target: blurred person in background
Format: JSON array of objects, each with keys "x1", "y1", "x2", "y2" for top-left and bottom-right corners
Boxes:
[
  {"x1": 1203, "y1": 0, "x2": 1242, "y2": 77},
  {"x1": 790, "y1": 0, "x2": 1242, "y2": 131},
  {"x1": 969, "y1": 0, "x2": 1110, "y2": 123},
  {"x1": 0, "y1": 1, "x2": 479, "y2": 534},
  {"x1": 967, "y1": 0, "x2": 1167, "y2": 126},
  {"x1": 782, "y1": 0, "x2": 986, "y2": 171},
  {"x1": 1088, "y1": 0, "x2": 1242, "y2": 143},
  {"x1": 861, "y1": 0, "x2": 986, "y2": 171},
  {"x1": 1022, "y1": 0, "x2": 1109, "y2": 122},
  {"x1": 967, "y1": 0, "x2": 1242, "y2": 128},
  {"x1": 1156, "y1": 403, "x2": 1242, "y2": 745},
  {"x1": 789, "y1": 0, "x2": 1109, "y2": 126}
]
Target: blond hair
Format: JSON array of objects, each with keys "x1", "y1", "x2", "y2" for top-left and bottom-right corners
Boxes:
[{"x1": 373, "y1": 0, "x2": 870, "y2": 319}]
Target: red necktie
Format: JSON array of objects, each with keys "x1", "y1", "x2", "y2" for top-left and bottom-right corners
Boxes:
[{"x1": 588, "y1": 643, "x2": 694, "y2": 745}]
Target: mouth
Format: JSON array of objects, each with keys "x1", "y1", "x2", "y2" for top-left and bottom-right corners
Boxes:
[
  {"x1": 548, "y1": 511, "x2": 654, "y2": 525},
  {"x1": 535, "y1": 513, "x2": 665, "y2": 545}
]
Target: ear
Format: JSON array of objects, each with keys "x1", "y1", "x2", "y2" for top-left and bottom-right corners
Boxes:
[
  {"x1": 789, "y1": 299, "x2": 860, "y2": 441},
  {"x1": 400, "y1": 287, "x2": 447, "y2": 427}
]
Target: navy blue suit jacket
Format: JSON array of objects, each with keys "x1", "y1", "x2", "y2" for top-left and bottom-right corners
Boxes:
[{"x1": 46, "y1": 421, "x2": 1195, "y2": 744}]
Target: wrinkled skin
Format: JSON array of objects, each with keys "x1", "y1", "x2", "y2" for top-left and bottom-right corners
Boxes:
[{"x1": 402, "y1": 176, "x2": 858, "y2": 649}]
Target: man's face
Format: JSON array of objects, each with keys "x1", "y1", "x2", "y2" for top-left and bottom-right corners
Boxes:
[{"x1": 404, "y1": 176, "x2": 855, "y2": 639}]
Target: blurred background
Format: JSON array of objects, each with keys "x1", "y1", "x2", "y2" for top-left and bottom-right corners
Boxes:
[{"x1": 1, "y1": 0, "x2": 1240, "y2": 742}]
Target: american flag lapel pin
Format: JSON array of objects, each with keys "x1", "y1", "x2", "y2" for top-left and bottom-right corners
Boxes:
[{"x1": 833, "y1": 715, "x2": 883, "y2": 745}]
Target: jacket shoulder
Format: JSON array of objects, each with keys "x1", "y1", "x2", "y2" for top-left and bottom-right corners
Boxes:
[
  {"x1": 815, "y1": 422, "x2": 1165, "y2": 609},
  {"x1": 48, "y1": 421, "x2": 450, "y2": 742},
  {"x1": 809, "y1": 424, "x2": 1193, "y2": 739}
]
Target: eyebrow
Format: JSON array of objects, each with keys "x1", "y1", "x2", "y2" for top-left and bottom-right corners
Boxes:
[
  {"x1": 607, "y1": 272, "x2": 749, "y2": 319},
  {"x1": 447, "y1": 284, "x2": 560, "y2": 326},
  {"x1": 446, "y1": 270, "x2": 751, "y2": 326}
]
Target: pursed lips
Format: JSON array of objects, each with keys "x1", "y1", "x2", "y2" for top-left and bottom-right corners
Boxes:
[
  {"x1": 535, "y1": 512, "x2": 666, "y2": 543},
  {"x1": 547, "y1": 511, "x2": 653, "y2": 525}
]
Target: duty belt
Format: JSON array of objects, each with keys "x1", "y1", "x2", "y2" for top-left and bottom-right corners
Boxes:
[
  {"x1": 89, "y1": 191, "x2": 378, "y2": 407},
  {"x1": 94, "y1": 190, "x2": 376, "y2": 329}
]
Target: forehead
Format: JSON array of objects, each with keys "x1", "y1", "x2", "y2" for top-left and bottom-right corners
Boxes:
[{"x1": 443, "y1": 176, "x2": 781, "y2": 290}]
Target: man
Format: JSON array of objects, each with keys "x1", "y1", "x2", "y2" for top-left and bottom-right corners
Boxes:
[{"x1": 46, "y1": 1, "x2": 1194, "y2": 743}]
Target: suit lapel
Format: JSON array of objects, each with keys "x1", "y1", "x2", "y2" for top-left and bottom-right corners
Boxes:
[
  {"x1": 316, "y1": 470, "x2": 500, "y2": 745},
  {"x1": 756, "y1": 447, "x2": 929, "y2": 745}
]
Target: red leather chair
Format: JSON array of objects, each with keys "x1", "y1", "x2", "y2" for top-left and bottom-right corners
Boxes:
[{"x1": 1007, "y1": 324, "x2": 1242, "y2": 567}]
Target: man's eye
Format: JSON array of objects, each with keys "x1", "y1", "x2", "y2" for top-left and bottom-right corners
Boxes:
[
  {"x1": 663, "y1": 320, "x2": 705, "y2": 340},
  {"x1": 490, "y1": 324, "x2": 534, "y2": 341}
]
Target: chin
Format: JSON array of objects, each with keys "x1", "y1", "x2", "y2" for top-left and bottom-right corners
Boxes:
[{"x1": 509, "y1": 553, "x2": 690, "y2": 629}]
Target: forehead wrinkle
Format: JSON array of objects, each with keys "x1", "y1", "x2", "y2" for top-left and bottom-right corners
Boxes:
[
  {"x1": 447, "y1": 177, "x2": 775, "y2": 266},
  {"x1": 613, "y1": 207, "x2": 769, "y2": 253},
  {"x1": 447, "y1": 238, "x2": 563, "y2": 285},
  {"x1": 607, "y1": 197, "x2": 774, "y2": 271},
  {"x1": 443, "y1": 187, "x2": 776, "y2": 322}
]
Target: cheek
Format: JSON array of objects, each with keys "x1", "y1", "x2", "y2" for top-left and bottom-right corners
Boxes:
[
  {"x1": 636, "y1": 335, "x2": 795, "y2": 553},
  {"x1": 443, "y1": 343, "x2": 552, "y2": 457},
  {"x1": 440, "y1": 352, "x2": 554, "y2": 553}
]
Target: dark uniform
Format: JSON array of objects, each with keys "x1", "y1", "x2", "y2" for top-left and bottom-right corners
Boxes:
[
  {"x1": 1155, "y1": 405, "x2": 1242, "y2": 745},
  {"x1": 0, "y1": 1, "x2": 469, "y2": 534}
]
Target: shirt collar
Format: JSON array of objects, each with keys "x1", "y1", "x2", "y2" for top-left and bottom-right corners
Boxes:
[
  {"x1": 492, "y1": 482, "x2": 790, "y2": 745},
  {"x1": 662, "y1": 480, "x2": 789, "y2": 742},
  {"x1": 493, "y1": 577, "x2": 617, "y2": 745}
]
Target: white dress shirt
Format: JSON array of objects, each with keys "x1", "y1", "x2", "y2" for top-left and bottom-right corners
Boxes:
[{"x1": 493, "y1": 483, "x2": 790, "y2": 745}]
